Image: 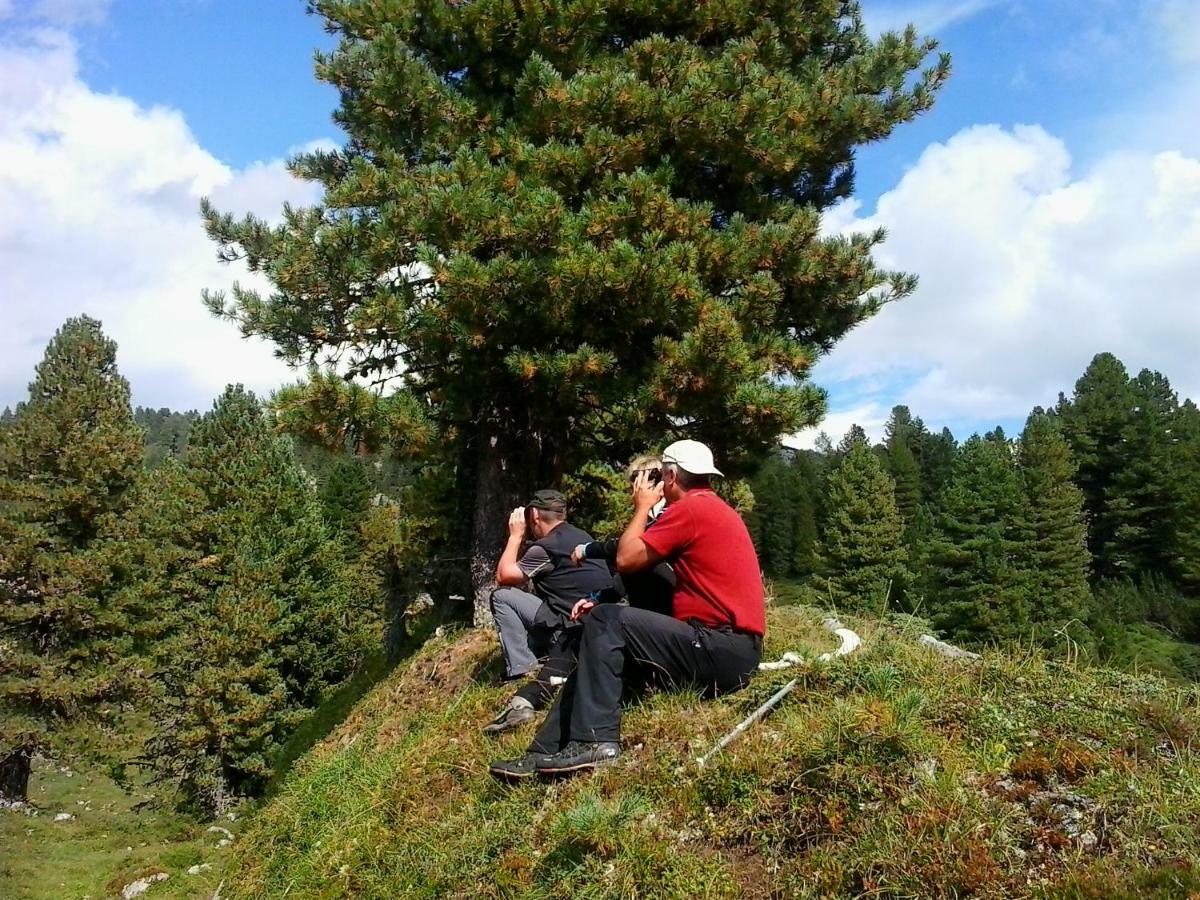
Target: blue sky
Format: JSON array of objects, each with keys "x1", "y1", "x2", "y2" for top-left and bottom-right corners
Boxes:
[{"x1": 3, "y1": 0, "x2": 1199, "y2": 447}]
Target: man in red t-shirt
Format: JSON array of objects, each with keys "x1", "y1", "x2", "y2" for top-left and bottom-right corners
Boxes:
[{"x1": 489, "y1": 440, "x2": 764, "y2": 780}]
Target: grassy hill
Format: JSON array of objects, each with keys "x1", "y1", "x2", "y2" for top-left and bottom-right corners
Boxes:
[{"x1": 220, "y1": 604, "x2": 1200, "y2": 899}]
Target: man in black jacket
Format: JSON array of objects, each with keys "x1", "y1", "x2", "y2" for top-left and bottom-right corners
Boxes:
[
  {"x1": 484, "y1": 490, "x2": 614, "y2": 733},
  {"x1": 570, "y1": 456, "x2": 675, "y2": 617}
]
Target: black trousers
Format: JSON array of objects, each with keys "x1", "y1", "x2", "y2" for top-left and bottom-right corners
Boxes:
[
  {"x1": 527, "y1": 605, "x2": 762, "y2": 753},
  {"x1": 513, "y1": 623, "x2": 582, "y2": 710},
  {"x1": 615, "y1": 562, "x2": 676, "y2": 618}
]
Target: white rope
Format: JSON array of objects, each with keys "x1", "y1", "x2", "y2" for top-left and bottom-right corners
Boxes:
[{"x1": 758, "y1": 617, "x2": 861, "y2": 670}]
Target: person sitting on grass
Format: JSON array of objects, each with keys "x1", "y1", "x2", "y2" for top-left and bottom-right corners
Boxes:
[
  {"x1": 570, "y1": 455, "x2": 676, "y2": 618},
  {"x1": 488, "y1": 439, "x2": 764, "y2": 779},
  {"x1": 483, "y1": 490, "x2": 614, "y2": 734}
]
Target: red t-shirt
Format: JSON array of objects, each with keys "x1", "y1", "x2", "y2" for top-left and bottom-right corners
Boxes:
[{"x1": 641, "y1": 489, "x2": 765, "y2": 636}]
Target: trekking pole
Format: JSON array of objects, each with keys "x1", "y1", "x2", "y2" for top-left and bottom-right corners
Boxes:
[
  {"x1": 695, "y1": 617, "x2": 862, "y2": 768},
  {"x1": 695, "y1": 677, "x2": 799, "y2": 768}
]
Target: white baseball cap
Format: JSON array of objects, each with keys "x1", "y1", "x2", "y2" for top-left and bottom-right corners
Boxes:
[{"x1": 661, "y1": 439, "x2": 723, "y2": 477}]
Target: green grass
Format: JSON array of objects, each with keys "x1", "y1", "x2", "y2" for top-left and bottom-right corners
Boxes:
[
  {"x1": 1096, "y1": 623, "x2": 1200, "y2": 683},
  {"x1": 220, "y1": 604, "x2": 1200, "y2": 898},
  {"x1": 0, "y1": 761, "x2": 231, "y2": 899}
]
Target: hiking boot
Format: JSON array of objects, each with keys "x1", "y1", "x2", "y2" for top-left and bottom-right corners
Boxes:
[
  {"x1": 488, "y1": 753, "x2": 544, "y2": 782},
  {"x1": 482, "y1": 699, "x2": 536, "y2": 735},
  {"x1": 535, "y1": 740, "x2": 621, "y2": 775}
]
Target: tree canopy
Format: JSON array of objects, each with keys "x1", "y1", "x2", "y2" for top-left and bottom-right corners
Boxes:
[{"x1": 201, "y1": 1, "x2": 948, "y2": 613}]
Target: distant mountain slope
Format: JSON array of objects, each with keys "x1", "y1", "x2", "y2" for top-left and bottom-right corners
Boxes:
[{"x1": 227, "y1": 605, "x2": 1200, "y2": 898}]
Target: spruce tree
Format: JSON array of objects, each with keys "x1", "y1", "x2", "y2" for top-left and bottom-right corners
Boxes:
[
  {"x1": 142, "y1": 387, "x2": 378, "y2": 813},
  {"x1": 917, "y1": 426, "x2": 957, "y2": 499},
  {"x1": 883, "y1": 423, "x2": 922, "y2": 525},
  {"x1": 321, "y1": 456, "x2": 374, "y2": 535},
  {"x1": 0, "y1": 317, "x2": 144, "y2": 800},
  {"x1": 922, "y1": 435, "x2": 1031, "y2": 644},
  {"x1": 1108, "y1": 370, "x2": 1179, "y2": 578},
  {"x1": 749, "y1": 451, "x2": 800, "y2": 579},
  {"x1": 200, "y1": 2, "x2": 949, "y2": 621},
  {"x1": 790, "y1": 451, "x2": 821, "y2": 579},
  {"x1": 1172, "y1": 401, "x2": 1200, "y2": 595},
  {"x1": 1056, "y1": 352, "x2": 1136, "y2": 578},
  {"x1": 812, "y1": 435, "x2": 909, "y2": 610},
  {"x1": 1016, "y1": 412, "x2": 1091, "y2": 644}
]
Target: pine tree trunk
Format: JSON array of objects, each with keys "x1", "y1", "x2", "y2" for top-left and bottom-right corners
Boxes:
[
  {"x1": 470, "y1": 427, "x2": 534, "y2": 627},
  {"x1": 0, "y1": 748, "x2": 31, "y2": 802}
]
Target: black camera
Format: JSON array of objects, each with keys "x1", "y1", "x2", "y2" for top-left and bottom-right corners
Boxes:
[{"x1": 631, "y1": 467, "x2": 662, "y2": 486}]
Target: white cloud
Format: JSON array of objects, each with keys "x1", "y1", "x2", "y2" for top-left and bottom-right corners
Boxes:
[
  {"x1": 0, "y1": 0, "x2": 111, "y2": 25},
  {"x1": 812, "y1": 124, "x2": 1200, "y2": 430},
  {"x1": 863, "y1": 0, "x2": 1002, "y2": 35},
  {"x1": 785, "y1": 403, "x2": 889, "y2": 450},
  {"x1": 0, "y1": 28, "x2": 327, "y2": 411},
  {"x1": 1158, "y1": 0, "x2": 1200, "y2": 65}
]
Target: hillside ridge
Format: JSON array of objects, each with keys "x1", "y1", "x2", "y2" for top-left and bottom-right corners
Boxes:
[{"x1": 228, "y1": 605, "x2": 1200, "y2": 899}]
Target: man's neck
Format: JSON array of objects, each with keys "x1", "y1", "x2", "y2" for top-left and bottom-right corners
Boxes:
[{"x1": 539, "y1": 519, "x2": 565, "y2": 538}]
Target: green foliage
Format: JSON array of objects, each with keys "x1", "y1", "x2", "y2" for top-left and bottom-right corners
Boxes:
[
  {"x1": 559, "y1": 459, "x2": 632, "y2": 541},
  {"x1": 1017, "y1": 412, "x2": 1091, "y2": 644},
  {"x1": 320, "y1": 456, "x2": 372, "y2": 534},
  {"x1": 813, "y1": 435, "x2": 909, "y2": 610},
  {"x1": 1056, "y1": 352, "x2": 1136, "y2": 579},
  {"x1": 883, "y1": 405, "x2": 922, "y2": 523},
  {"x1": 1109, "y1": 370, "x2": 1180, "y2": 578},
  {"x1": 200, "y1": 0, "x2": 949, "y2": 596},
  {"x1": 747, "y1": 450, "x2": 819, "y2": 580},
  {"x1": 922, "y1": 435, "x2": 1031, "y2": 643},
  {"x1": 916, "y1": 425, "x2": 957, "y2": 499},
  {"x1": 0, "y1": 316, "x2": 145, "y2": 793},
  {"x1": 137, "y1": 386, "x2": 381, "y2": 814},
  {"x1": 1173, "y1": 401, "x2": 1200, "y2": 593},
  {"x1": 133, "y1": 406, "x2": 198, "y2": 468},
  {"x1": 0, "y1": 757, "x2": 231, "y2": 899}
]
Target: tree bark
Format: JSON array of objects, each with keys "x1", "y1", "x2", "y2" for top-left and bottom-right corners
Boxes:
[
  {"x1": 0, "y1": 748, "x2": 31, "y2": 802},
  {"x1": 470, "y1": 428, "x2": 534, "y2": 627}
]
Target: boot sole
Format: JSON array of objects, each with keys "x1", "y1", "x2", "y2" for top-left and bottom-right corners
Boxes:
[
  {"x1": 488, "y1": 765, "x2": 538, "y2": 781},
  {"x1": 535, "y1": 756, "x2": 619, "y2": 774}
]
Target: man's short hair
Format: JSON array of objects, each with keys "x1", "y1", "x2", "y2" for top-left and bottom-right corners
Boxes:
[{"x1": 663, "y1": 462, "x2": 711, "y2": 491}]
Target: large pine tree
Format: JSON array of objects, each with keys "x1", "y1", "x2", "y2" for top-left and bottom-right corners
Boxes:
[
  {"x1": 200, "y1": 2, "x2": 948, "y2": 622},
  {"x1": 1016, "y1": 411, "x2": 1091, "y2": 644},
  {"x1": 0, "y1": 317, "x2": 144, "y2": 800},
  {"x1": 812, "y1": 434, "x2": 909, "y2": 610},
  {"x1": 141, "y1": 387, "x2": 379, "y2": 813}
]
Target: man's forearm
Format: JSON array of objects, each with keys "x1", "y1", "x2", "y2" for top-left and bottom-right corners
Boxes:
[
  {"x1": 615, "y1": 507, "x2": 653, "y2": 573},
  {"x1": 496, "y1": 533, "x2": 526, "y2": 585}
]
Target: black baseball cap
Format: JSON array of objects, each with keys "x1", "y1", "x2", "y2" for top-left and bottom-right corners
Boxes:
[{"x1": 527, "y1": 489, "x2": 567, "y2": 513}]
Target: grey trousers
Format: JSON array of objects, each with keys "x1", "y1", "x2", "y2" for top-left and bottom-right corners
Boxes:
[{"x1": 490, "y1": 587, "x2": 544, "y2": 677}]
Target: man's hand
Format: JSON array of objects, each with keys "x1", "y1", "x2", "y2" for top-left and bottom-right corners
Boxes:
[
  {"x1": 570, "y1": 598, "x2": 596, "y2": 621},
  {"x1": 631, "y1": 469, "x2": 664, "y2": 513},
  {"x1": 508, "y1": 507, "x2": 527, "y2": 538},
  {"x1": 570, "y1": 543, "x2": 588, "y2": 567}
]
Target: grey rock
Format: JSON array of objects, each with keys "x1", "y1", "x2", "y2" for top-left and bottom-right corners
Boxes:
[{"x1": 121, "y1": 872, "x2": 168, "y2": 898}]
